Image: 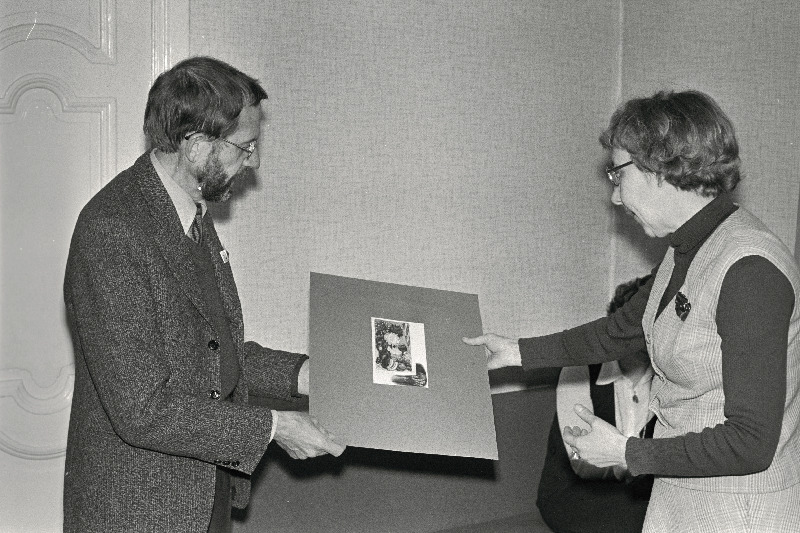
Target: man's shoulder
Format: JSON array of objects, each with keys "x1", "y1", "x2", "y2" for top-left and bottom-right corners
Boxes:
[{"x1": 80, "y1": 153, "x2": 153, "y2": 219}]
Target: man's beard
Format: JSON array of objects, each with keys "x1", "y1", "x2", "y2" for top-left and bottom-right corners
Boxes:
[{"x1": 196, "y1": 149, "x2": 242, "y2": 202}]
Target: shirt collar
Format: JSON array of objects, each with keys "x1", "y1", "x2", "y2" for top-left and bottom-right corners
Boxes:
[
  {"x1": 596, "y1": 360, "x2": 654, "y2": 388},
  {"x1": 596, "y1": 360, "x2": 623, "y2": 385},
  {"x1": 150, "y1": 150, "x2": 205, "y2": 236},
  {"x1": 668, "y1": 193, "x2": 738, "y2": 255}
]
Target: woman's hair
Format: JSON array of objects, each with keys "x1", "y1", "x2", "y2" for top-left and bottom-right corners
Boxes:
[
  {"x1": 599, "y1": 90, "x2": 741, "y2": 197},
  {"x1": 144, "y1": 56, "x2": 268, "y2": 152}
]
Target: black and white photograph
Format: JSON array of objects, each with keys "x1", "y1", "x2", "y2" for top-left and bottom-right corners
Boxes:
[
  {"x1": 2, "y1": 1, "x2": 798, "y2": 532},
  {"x1": 371, "y1": 317, "x2": 429, "y2": 388}
]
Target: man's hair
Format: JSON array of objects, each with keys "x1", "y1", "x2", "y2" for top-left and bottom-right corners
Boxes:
[
  {"x1": 607, "y1": 274, "x2": 652, "y2": 315},
  {"x1": 599, "y1": 90, "x2": 741, "y2": 197},
  {"x1": 144, "y1": 56, "x2": 268, "y2": 152}
]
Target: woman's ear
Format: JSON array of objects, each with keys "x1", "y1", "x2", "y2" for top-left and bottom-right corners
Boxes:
[{"x1": 650, "y1": 172, "x2": 667, "y2": 188}]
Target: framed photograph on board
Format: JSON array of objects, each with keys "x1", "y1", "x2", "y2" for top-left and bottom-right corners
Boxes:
[{"x1": 308, "y1": 273, "x2": 498, "y2": 459}]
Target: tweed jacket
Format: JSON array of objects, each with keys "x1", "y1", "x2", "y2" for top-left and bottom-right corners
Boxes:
[
  {"x1": 63, "y1": 153, "x2": 306, "y2": 532},
  {"x1": 643, "y1": 207, "x2": 800, "y2": 494}
]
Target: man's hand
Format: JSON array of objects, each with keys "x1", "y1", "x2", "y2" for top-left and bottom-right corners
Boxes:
[
  {"x1": 462, "y1": 333, "x2": 522, "y2": 370},
  {"x1": 562, "y1": 404, "x2": 628, "y2": 469},
  {"x1": 272, "y1": 410, "x2": 345, "y2": 459}
]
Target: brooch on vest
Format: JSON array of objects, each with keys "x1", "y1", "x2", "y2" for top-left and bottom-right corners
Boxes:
[{"x1": 675, "y1": 291, "x2": 691, "y2": 321}]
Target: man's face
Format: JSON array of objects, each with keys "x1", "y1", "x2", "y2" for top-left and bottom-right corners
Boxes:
[
  {"x1": 197, "y1": 104, "x2": 262, "y2": 202},
  {"x1": 197, "y1": 145, "x2": 243, "y2": 202}
]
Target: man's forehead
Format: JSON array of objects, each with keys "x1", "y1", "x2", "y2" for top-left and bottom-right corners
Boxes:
[{"x1": 232, "y1": 104, "x2": 264, "y2": 138}]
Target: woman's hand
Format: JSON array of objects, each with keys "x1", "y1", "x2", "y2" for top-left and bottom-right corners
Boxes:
[
  {"x1": 562, "y1": 404, "x2": 629, "y2": 468},
  {"x1": 462, "y1": 333, "x2": 522, "y2": 370}
]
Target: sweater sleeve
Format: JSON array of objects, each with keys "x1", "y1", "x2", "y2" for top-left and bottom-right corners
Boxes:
[
  {"x1": 626, "y1": 256, "x2": 793, "y2": 477},
  {"x1": 519, "y1": 267, "x2": 656, "y2": 371}
]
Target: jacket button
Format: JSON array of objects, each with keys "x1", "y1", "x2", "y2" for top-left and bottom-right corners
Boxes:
[
  {"x1": 209, "y1": 389, "x2": 221, "y2": 400},
  {"x1": 208, "y1": 339, "x2": 219, "y2": 351}
]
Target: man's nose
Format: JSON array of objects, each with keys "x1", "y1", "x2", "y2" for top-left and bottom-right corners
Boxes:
[{"x1": 244, "y1": 148, "x2": 260, "y2": 169}]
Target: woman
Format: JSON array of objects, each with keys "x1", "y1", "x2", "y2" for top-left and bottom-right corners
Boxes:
[{"x1": 465, "y1": 90, "x2": 800, "y2": 532}]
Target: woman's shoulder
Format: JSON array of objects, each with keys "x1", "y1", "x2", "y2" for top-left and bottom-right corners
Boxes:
[{"x1": 707, "y1": 208, "x2": 798, "y2": 279}]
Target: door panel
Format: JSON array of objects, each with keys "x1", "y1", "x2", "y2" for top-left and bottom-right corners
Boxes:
[{"x1": 0, "y1": 2, "x2": 188, "y2": 530}]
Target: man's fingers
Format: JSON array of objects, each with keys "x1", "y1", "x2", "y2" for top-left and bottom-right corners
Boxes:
[
  {"x1": 273, "y1": 411, "x2": 347, "y2": 459},
  {"x1": 326, "y1": 440, "x2": 346, "y2": 457},
  {"x1": 309, "y1": 418, "x2": 347, "y2": 456}
]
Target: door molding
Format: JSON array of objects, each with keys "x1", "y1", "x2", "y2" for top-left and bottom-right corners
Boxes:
[
  {"x1": 0, "y1": 0, "x2": 189, "y2": 460},
  {"x1": 0, "y1": 2, "x2": 116, "y2": 63}
]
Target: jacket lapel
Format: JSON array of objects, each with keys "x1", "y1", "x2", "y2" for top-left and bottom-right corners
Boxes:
[
  {"x1": 202, "y1": 216, "x2": 244, "y2": 349},
  {"x1": 131, "y1": 154, "x2": 213, "y2": 324}
]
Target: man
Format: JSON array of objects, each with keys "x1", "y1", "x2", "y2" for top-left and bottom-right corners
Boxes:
[{"x1": 63, "y1": 56, "x2": 344, "y2": 533}]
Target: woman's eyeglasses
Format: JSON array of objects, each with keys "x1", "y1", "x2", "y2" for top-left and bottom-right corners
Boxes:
[{"x1": 606, "y1": 160, "x2": 634, "y2": 186}]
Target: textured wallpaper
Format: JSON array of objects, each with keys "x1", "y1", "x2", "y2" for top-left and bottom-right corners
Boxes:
[
  {"x1": 189, "y1": 0, "x2": 799, "y2": 391},
  {"x1": 614, "y1": 0, "x2": 800, "y2": 282},
  {"x1": 183, "y1": 1, "x2": 799, "y2": 531},
  {"x1": 191, "y1": 1, "x2": 621, "y2": 390}
]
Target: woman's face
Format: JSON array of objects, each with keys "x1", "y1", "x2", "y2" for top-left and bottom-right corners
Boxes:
[{"x1": 609, "y1": 149, "x2": 675, "y2": 238}]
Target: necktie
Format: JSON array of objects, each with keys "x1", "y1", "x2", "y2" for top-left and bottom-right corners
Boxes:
[{"x1": 189, "y1": 203, "x2": 203, "y2": 244}]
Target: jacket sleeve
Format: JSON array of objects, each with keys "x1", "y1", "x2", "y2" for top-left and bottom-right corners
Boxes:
[{"x1": 242, "y1": 341, "x2": 308, "y2": 399}]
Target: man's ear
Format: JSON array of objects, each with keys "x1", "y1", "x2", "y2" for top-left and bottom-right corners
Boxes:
[{"x1": 182, "y1": 134, "x2": 211, "y2": 164}]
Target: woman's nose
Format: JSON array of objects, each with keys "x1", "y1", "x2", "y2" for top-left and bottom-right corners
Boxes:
[{"x1": 611, "y1": 185, "x2": 622, "y2": 205}]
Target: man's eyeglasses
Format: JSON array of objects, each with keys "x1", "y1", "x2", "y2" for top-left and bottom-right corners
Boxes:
[
  {"x1": 606, "y1": 160, "x2": 634, "y2": 186},
  {"x1": 218, "y1": 138, "x2": 257, "y2": 159},
  {"x1": 184, "y1": 132, "x2": 257, "y2": 159}
]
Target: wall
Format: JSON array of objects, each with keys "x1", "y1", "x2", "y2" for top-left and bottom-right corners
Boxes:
[
  {"x1": 243, "y1": 387, "x2": 556, "y2": 533},
  {"x1": 612, "y1": 0, "x2": 800, "y2": 283},
  {"x1": 190, "y1": 1, "x2": 621, "y2": 530},
  {"x1": 191, "y1": 1, "x2": 621, "y2": 386},
  {"x1": 188, "y1": 1, "x2": 800, "y2": 531}
]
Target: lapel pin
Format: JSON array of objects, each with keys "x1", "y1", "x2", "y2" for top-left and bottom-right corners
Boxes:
[
  {"x1": 220, "y1": 249, "x2": 229, "y2": 264},
  {"x1": 675, "y1": 291, "x2": 691, "y2": 321}
]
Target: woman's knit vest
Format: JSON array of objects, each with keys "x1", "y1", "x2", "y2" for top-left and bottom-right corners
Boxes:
[{"x1": 643, "y1": 207, "x2": 800, "y2": 493}]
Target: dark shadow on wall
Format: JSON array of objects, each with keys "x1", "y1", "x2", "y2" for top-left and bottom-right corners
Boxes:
[
  {"x1": 239, "y1": 393, "x2": 497, "y2": 496},
  {"x1": 238, "y1": 383, "x2": 557, "y2": 533}
]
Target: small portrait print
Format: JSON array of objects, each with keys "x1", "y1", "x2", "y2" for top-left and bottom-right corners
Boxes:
[{"x1": 372, "y1": 318, "x2": 429, "y2": 388}]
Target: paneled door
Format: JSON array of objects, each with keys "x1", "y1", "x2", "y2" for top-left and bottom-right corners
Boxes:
[{"x1": 0, "y1": 1, "x2": 188, "y2": 530}]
